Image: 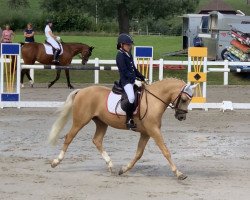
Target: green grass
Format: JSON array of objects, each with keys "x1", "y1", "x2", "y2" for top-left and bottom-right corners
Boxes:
[
  {"x1": 14, "y1": 34, "x2": 182, "y2": 60},
  {"x1": 16, "y1": 34, "x2": 184, "y2": 84},
  {"x1": 14, "y1": 35, "x2": 250, "y2": 85}
]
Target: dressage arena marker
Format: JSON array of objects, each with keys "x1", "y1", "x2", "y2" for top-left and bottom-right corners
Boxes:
[
  {"x1": 134, "y1": 46, "x2": 153, "y2": 82},
  {"x1": 187, "y1": 47, "x2": 207, "y2": 103},
  {"x1": 0, "y1": 43, "x2": 21, "y2": 108}
]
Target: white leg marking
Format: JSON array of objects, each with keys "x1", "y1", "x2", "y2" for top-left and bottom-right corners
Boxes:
[
  {"x1": 58, "y1": 150, "x2": 65, "y2": 160},
  {"x1": 102, "y1": 151, "x2": 113, "y2": 168},
  {"x1": 51, "y1": 151, "x2": 65, "y2": 167}
]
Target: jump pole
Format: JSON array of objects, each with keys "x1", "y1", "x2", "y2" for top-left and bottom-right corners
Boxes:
[{"x1": 21, "y1": 65, "x2": 119, "y2": 71}]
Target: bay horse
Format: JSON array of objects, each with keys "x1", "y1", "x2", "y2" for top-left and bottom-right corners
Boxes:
[
  {"x1": 48, "y1": 78, "x2": 197, "y2": 180},
  {"x1": 21, "y1": 42, "x2": 94, "y2": 89}
]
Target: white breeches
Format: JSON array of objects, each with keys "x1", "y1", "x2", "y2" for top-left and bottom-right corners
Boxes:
[
  {"x1": 46, "y1": 37, "x2": 60, "y2": 49},
  {"x1": 124, "y1": 83, "x2": 135, "y2": 103}
]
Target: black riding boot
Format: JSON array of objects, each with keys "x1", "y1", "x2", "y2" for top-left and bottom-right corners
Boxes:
[
  {"x1": 125, "y1": 102, "x2": 136, "y2": 130},
  {"x1": 52, "y1": 49, "x2": 60, "y2": 64}
]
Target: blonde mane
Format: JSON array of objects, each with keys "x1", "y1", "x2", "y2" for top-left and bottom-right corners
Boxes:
[{"x1": 150, "y1": 77, "x2": 186, "y2": 87}]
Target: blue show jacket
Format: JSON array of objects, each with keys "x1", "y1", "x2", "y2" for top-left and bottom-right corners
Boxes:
[{"x1": 116, "y1": 49, "x2": 145, "y2": 87}]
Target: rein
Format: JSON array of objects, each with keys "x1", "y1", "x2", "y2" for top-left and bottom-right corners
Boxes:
[{"x1": 139, "y1": 85, "x2": 191, "y2": 120}]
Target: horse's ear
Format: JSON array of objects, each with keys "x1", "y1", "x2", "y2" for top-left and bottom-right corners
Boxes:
[
  {"x1": 184, "y1": 83, "x2": 198, "y2": 97},
  {"x1": 190, "y1": 83, "x2": 198, "y2": 89},
  {"x1": 89, "y1": 46, "x2": 94, "y2": 52}
]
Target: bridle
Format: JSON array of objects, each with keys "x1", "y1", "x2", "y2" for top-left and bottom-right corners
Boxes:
[
  {"x1": 78, "y1": 48, "x2": 92, "y2": 63},
  {"x1": 140, "y1": 85, "x2": 192, "y2": 119},
  {"x1": 168, "y1": 85, "x2": 193, "y2": 114}
]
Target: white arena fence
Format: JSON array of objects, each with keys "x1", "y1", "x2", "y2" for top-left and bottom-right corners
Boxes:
[
  {"x1": 1, "y1": 57, "x2": 250, "y2": 110},
  {"x1": 21, "y1": 58, "x2": 250, "y2": 85}
]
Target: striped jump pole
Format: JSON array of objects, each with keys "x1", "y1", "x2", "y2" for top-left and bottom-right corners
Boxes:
[{"x1": 21, "y1": 65, "x2": 119, "y2": 71}]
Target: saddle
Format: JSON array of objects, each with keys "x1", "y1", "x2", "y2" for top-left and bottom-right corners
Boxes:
[
  {"x1": 44, "y1": 40, "x2": 62, "y2": 55},
  {"x1": 112, "y1": 81, "x2": 142, "y2": 112}
]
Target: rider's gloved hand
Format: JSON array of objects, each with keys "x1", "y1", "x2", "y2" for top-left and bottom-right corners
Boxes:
[
  {"x1": 144, "y1": 78, "x2": 149, "y2": 84},
  {"x1": 56, "y1": 36, "x2": 61, "y2": 41}
]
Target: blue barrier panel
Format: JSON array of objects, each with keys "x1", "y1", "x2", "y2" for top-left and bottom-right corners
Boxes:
[
  {"x1": 135, "y1": 46, "x2": 153, "y2": 58},
  {"x1": 1, "y1": 43, "x2": 20, "y2": 55},
  {"x1": 1, "y1": 93, "x2": 19, "y2": 101}
]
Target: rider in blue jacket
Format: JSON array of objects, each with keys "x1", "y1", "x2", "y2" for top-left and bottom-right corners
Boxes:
[{"x1": 116, "y1": 33, "x2": 145, "y2": 129}]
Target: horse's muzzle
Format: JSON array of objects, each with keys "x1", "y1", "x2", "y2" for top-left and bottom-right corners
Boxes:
[
  {"x1": 82, "y1": 58, "x2": 88, "y2": 65},
  {"x1": 175, "y1": 111, "x2": 187, "y2": 121}
]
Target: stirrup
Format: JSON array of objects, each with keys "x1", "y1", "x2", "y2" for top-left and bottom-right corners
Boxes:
[
  {"x1": 52, "y1": 59, "x2": 59, "y2": 64},
  {"x1": 126, "y1": 119, "x2": 137, "y2": 130}
]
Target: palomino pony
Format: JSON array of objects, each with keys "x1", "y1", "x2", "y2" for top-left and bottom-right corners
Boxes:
[
  {"x1": 21, "y1": 42, "x2": 94, "y2": 89},
  {"x1": 48, "y1": 78, "x2": 197, "y2": 180}
]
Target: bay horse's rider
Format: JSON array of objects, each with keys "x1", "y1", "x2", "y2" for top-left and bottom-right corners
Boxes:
[
  {"x1": 116, "y1": 33, "x2": 145, "y2": 129},
  {"x1": 44, "y1": 19, "x2": 61, "y2": 64}
]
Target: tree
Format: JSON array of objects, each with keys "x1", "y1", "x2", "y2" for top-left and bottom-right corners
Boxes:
[
  {"x1": 97, "y1": 0, "x2": 200, "y2": 33},
  {"x1": 40, "y1": 0, "x2": 199, "y2": 33},
  {"x1": 7, "y1": 0, "x2": 29, "y2": 10}
]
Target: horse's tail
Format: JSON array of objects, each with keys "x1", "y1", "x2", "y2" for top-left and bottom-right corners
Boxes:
[{"x1": 48, "y1": 89, "x2": 80, "y2": 146}]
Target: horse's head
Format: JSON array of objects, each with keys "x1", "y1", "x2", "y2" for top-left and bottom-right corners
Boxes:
[
  {"x1": 81, "y1": 46, "x2": 94, "y2": 65},
  {"x1": 170, "y1": 84, "x2": 197, "y2": 121}
]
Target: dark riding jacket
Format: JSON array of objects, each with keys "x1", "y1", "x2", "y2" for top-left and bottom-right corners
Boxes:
[
  {"x1": 116, "y1": 48, "x2": 145, "y2": 87},
  {"x1": 24, "y1": 28, "x2": 35, "y2": 43}
]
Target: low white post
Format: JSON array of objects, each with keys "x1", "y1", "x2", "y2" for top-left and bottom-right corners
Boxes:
[
  {"x1": 224, "y1": 60, "x2": 229, "y2": 85},
  {"x1": 203, "y1": 56, "x2": 207, "y2": 100},
  {"x1": 94, "y1": 58, "x2": 99, "y2": 84},
  {"x1": 187, "y1": 56, "x2": 191, "y2": 85},
  {"x1": 149, "y1": 57, "x2": 153, "y2": 83},
  {"x1": 30, "y1": 69, "x2": 34, "y2": 82},
  {"x1": 159, "y1": 58, "x2": 164, "y2": 80}
]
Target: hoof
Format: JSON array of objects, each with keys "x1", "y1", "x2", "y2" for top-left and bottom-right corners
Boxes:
[
  {"x1": 178, "y1": 174, "x2": 187, "y2": 180},
  {"x1": 108, "y1": 164, "x2": 113, "y2": 173},
  {"x1": 51, "y1": 160, "x2": 59, "y2": 168},
  {"x1": 51, "y1": 162, "x2": 57, "y2": 168},
  {"x1": 118, "y1": 169, "x2": 123, "y2": 175},
  {"x1": 29, "y1": 80, "x2": 34, "y2": 88},
  {"x1": 108, "y1": 167, "x2": 113, "y2": 173},
  {"x1": 48, "y1": 83, "x2": 52, "y2": 88},
  {"x1": 68, "y1": 85, "x2": 74, "y2": 89}
]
